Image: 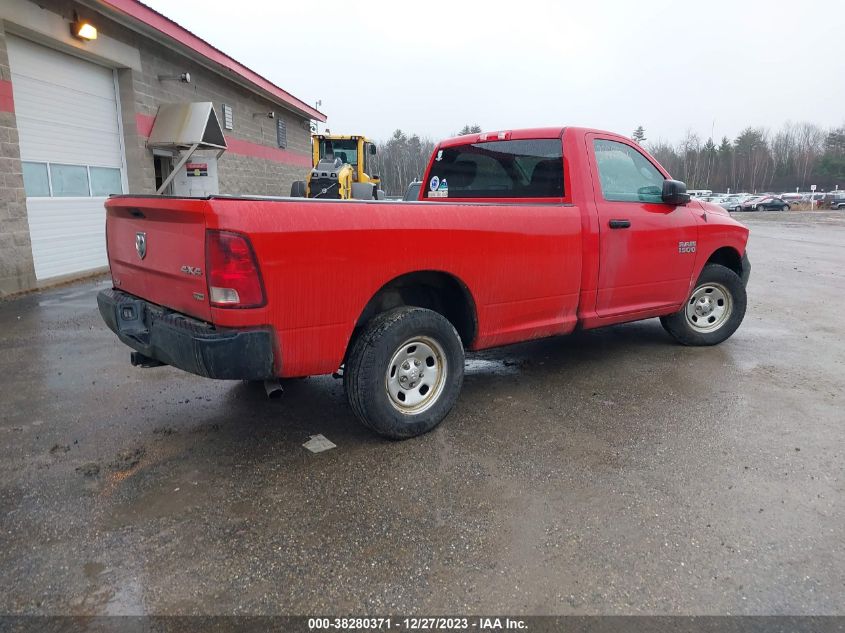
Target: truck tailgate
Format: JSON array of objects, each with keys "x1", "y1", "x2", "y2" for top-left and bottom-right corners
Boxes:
[{"x1": 105, "y1": 197, "x2": 212, "y2": 322}]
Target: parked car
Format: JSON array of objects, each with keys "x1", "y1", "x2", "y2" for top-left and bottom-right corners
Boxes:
[
  {"x1": 687, "y1": 189, "x2": 713, "y2": 198},
  {"x1": 403, "y1": 180, "x2": 422, "y2": 201},
  {"x1": 829, "y1": 193, "x2": 845, "y2": 210},
  {"x1": 719, "y1": 194, "x2": 755, "y2": 212},
  {"x1": 98, "y1": 126, "x2": 750, "y2": 439},
  {"x1": 807, "y1": 193, "x2": 826, "y2": 206},
  {"x1": 739, "y1": 195, "x2": 790, "y2": 211},
  {"x1": 718, "y1": 196, "x2": 740, "y2": 211},
  {"x1": 780, "y1": 193, "x2": 803, "y2": 205},
  {"x1": 815, "y1": 192, "x2": 841, "y2": 208}
]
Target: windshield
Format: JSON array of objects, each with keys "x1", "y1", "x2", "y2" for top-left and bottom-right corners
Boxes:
[{"x1": 319, "y1": 139, "x2": 358, "y2": 166}]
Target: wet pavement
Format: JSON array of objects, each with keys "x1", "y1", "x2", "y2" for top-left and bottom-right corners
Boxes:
[{"x1": 0, "y1": 211, "x2": 843, "y2": 615}]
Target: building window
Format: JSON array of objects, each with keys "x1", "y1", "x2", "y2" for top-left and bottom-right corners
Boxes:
[
  {"x1": 50, "y1": 164, "x2": 90, "y2": 197},
  {"x1": 21, "y1": 161, "x2": 123, "y2": 198},
  {"x1": 222, "y1": 103, "x2": 234, "y2": 130},
  {"x1": 277, "y1": 118, "x2": 287, "y2": 149},
  {"x1": 22, "y1": 162, "x2": 50, "y2": 197},
  {"x1": 90, "y1": 167, "x2": 123, "y2": 197}
]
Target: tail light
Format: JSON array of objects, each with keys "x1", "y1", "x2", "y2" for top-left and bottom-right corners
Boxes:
[{"x1": 205, "y1": 230, "x2": 266, "y2": 308}]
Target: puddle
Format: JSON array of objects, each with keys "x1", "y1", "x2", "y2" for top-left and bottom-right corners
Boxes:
[
  {"x1": 105, "y1": 478, "x2": 211, "y2": 528},
  {"x1": 84, "y1": 561, "x2": 106, "y2": 579}
]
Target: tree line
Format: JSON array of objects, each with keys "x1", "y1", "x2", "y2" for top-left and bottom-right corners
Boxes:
[
  {"x1": 645, "y1": 123, "x2": 845, "y2": 194},
  {"x1": 370, "y1": 130, "x2": 436, "y2": 197},
  {"x1": 371, "y1": 125, "x2": 479, "y2": 197},
  {"x1": 371, "y1": 123, "x2": 845, "y2": 196}
]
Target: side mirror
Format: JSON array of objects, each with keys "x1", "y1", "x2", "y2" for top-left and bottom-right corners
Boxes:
[
  {"x1": 369, "y1": 143, "x2": 377, "y2": 156},
  {"x1": 662, "y1": 179, "x2": 690, "y2": 205}
]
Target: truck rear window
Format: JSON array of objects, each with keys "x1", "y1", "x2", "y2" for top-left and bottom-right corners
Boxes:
[{"x1": 425, "y1": 139, "x2": 563, "y2": 199}]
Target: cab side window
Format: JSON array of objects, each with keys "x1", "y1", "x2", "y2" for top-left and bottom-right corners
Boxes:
[{"x1": 593, "y1": 139, "x2": 664, "y2": 203}]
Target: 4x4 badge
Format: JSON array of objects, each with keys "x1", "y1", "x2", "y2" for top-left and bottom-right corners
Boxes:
[{"x1": 135, "y1": 232, "x2": 147, "y2": 260}]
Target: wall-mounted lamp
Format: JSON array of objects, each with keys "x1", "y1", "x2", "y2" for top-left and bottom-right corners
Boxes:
[
  {"x1": 157, "y1": 72, "x2": 191, "y2": 84},
  {"x1": 71, "y1": 14, "x2": 97, "y2": 41},
  {"x1": 253, "y1": 111, "x2": 275, "y2": 119}
]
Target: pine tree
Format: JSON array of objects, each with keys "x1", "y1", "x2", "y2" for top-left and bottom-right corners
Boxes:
[
  {"x1": 819, "y1": 127, "x2": 845, "y2": 181},
  {"x1": 632, "y1": 125, "x2": 646, "y2": 144}
]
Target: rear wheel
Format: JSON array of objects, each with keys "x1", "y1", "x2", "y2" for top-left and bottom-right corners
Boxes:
[
  {"x1": 660, "y1": 264, "x2": 747, "y2": 346},
  {"x1": 344, "y1": 307, "x2": 464, "y2": 439}
]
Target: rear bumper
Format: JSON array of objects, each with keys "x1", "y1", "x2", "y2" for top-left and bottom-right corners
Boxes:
[{"x1": 97, "y1": 288, "x2": 275, "y2": 380}]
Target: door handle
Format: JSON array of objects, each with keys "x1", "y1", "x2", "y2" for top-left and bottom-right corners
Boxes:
[{"x1": 609, "y1": 219, "x2": 631, "y2": 229}]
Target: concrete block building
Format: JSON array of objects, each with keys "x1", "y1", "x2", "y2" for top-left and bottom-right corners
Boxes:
[{"x1": 0, "y1": 0, "x2": 325, "y2": 296}]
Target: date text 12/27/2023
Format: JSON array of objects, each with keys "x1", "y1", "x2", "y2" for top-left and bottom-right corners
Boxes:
[{"x1": 307, "y1": 617, "x2": 528, "y2": 630}]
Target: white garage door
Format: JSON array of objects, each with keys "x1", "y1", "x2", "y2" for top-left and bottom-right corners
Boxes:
[{"x1": 8, "y1": 35, "x2": 126, "y2": 280}]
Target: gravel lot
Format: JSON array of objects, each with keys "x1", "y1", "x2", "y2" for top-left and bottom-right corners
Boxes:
[{"x1": 0, "y1": 211, "x2": 842, "y2": 615}]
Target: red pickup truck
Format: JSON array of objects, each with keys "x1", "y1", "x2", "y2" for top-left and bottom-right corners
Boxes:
[{"x1": 98, "y1": 127, "x2": 750, "y2": 439}]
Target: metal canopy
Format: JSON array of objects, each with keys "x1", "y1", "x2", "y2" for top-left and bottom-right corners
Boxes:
[
  {"x1": 147, "y1": 102, "x2": 227, "y2": 194},
  {"x1": 147, "y1": 102, "x2": 227, "y2": 150}
]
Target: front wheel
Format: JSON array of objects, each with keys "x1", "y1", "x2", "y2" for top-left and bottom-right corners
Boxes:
[
  {"x1": 344, "y1": 307, "x2": 465, "y2": 439},
  {"x1": 660, "y1": 263, "x2": 747, "y2": 346}
]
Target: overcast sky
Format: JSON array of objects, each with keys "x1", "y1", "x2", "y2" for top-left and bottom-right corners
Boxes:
[{"x1": 144, "y1": 0, "x2": 844, "y2": 144}]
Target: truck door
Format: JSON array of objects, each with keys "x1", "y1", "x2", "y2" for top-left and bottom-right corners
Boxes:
[{"x1": 586, "y1": 134, "x2": 698, "y2": 318}]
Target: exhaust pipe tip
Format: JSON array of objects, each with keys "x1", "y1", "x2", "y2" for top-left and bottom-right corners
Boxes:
[{"x1": 263, "y1": 379, "x2": 284, "y2": 399}]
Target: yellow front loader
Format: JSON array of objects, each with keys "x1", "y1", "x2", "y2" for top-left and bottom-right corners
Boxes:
[{"x1": 290, "y1": 134, "x2": 382, "y2": 200}]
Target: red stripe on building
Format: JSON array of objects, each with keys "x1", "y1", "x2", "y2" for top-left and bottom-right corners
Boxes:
[
  {"x1": 136, "y1": 113, "x2": 155, "y2": 137},
  {"x1": 0, "y1": 80, "x2": 15, "y2": 113},
  {"x1": 135, "y1": 113, "x2": 311, "y2": 168},
  {"x1": 224, "y1": 137, "x2": 312, "y2": 168},
  {"x1": 101, "y1": 0, "x2": 325, "y2": 122}
]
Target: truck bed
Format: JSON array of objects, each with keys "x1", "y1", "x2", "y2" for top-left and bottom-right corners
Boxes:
[{"x1": 104, "y1": 195, "x2": 584, "y2": 376}]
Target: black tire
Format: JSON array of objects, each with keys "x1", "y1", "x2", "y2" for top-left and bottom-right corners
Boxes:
[
  {"x1": 290, "y1": 180, "x2": 307, "y2": 197},
  {"x1": 344, "y1": 307, "x2": 464, "y2": 439},
  {"x1": 784, "y1": 204, "x2": 791, "y2": 211},
  {"x1": 660, "y1": 263, "x2": 747, "y2": 346}
]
